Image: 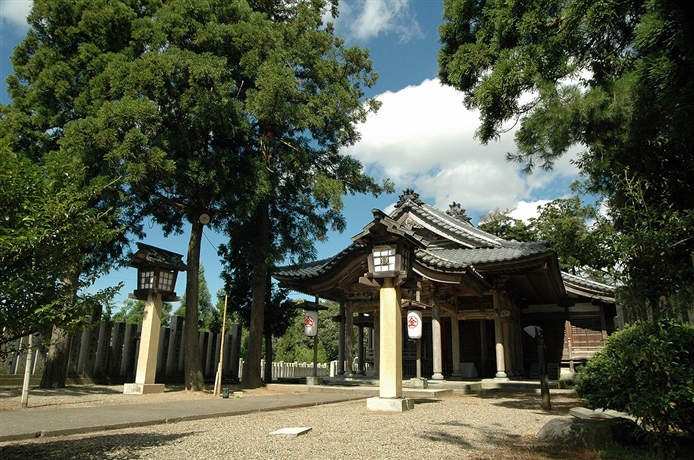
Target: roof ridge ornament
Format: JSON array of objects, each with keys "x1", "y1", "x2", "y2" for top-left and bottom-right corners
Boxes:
[
  {"x1": 395, "y1": 188, "x2": 424, "y2": 208},
  {"x1": 446, "y1": 202, "x2": 472, "y2": 224}
]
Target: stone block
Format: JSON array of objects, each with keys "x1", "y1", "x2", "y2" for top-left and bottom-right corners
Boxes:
[
  {"x1": 123, "y1": 383, "x2": 165, "y2": 394},
  {"x1": 305, "y1": 376, "x2": 323, "y2": 385},
  {"x1": 409, "y1": 377, "x2": 428, "y2": 389},
  {"x1": 366, "y1": 397, "x2": 414, "y2": 412}
]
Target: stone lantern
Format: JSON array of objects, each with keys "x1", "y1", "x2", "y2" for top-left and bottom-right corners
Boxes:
[
  {"x1": 124, "y1": 243, "x2": 186, "y2": 394},
  {"x1": 354, "y1": 210, "x2": 426, "y2": 412}
]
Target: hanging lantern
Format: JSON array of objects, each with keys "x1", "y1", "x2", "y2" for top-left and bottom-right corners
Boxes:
[
  {"x1": 304, "y1": 310, "x2": 318, "y2": 337},
  {"x1": 407, "y1": 310, "x2": 422, "y2": 339}
]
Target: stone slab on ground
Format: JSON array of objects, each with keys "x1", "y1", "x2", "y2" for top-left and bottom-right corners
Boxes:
[
  {"x1": 570, "y1": 406, "x2": 635, "y2": 420},
  {"x1": 269, "y1": 427, "x2": 312, "y2": 437}
]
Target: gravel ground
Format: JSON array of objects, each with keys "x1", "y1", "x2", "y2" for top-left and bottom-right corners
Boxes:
[{"x1": 0, "y1": 385, "x2": 593, "y2": 459}]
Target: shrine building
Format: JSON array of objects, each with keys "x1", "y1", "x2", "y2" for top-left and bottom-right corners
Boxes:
[{"x1": 273, "y1": 189, "x2": 616, "y2": 381}]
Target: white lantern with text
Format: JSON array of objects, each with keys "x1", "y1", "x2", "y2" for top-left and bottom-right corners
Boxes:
[
  {"x1": 407, "y1": 310, "x2": 422, "y2": 339},
  {"x1": 304, "y1": 310, "x2": 318, "y2": 337}
]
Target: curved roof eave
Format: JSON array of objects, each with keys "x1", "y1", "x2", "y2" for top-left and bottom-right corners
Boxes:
[{"x1": 562, "y1": 271, "x2": 616, "y2": 302}]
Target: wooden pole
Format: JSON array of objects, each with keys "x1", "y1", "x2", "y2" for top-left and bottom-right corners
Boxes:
[
  {"x1": 21, "y1": 335, "x2": 33, "y2": 408},
  {"x1": 312, "y1": 296, "x2": 318, "y2": 378},
  {"x1": 214, "y1": 295, "x2": 228, "y2": 397}
]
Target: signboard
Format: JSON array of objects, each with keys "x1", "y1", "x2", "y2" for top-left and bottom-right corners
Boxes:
[
  {"x1": 304, "y1": 310, "x2": 318, "y2": 337},
  {"x1": 407, "y1": 310, "x2": 422, "y2": 339}
]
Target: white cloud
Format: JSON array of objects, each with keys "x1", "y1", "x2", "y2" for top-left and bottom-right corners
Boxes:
[
  {"x1": 344, "y1": 78, "x2": 581, "y2": 220},
  {"x1": 0, "y1": 0, "x2": 32, "y2": 28},
  {"x1": 509, "y1": 200, "x2": 551, "y2": 223},
  {"x1": 334, "y1": 0, "x2": 422, "y2": 43}
]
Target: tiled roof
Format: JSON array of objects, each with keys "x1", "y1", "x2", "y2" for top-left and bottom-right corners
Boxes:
[
  {"x1": 128, "y1": 242, "x2": 187, "y2": 271},
  {"x1": 416, "y1": 245, "x2": 552, "y2": 271},
  {"x1": 273, "y1": 243, "x2": 362, "y2": 279},
  {"x1": 392, "y1": 196, "x2": 510, "y2": 248},
  {"x1": 352, "y1": 209, "x2": 429, "y2": 249},
  {"x1": 562, "y1": 271, "x2": 616, "y2": 296}
]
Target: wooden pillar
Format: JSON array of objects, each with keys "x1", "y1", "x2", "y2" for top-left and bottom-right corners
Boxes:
[
  {"x1": 502, "y1": 313, "x2": 513, "y2": 377},
  {"x1": 337, "y1": 303, "x2": 346, "y2": 375},
  {"x1": 431, "y1": 302, "x2": 444, "y2": 380},
  {"x1": 493, "y1": 289, "x2": 508, "y2": 380},
  {"x1": 450, "y1": 315, "x2": 462, "y2": 380},
  {"x1": 373, "y1": 312, "x2": 380, "y2": 376},
  {"x1": 357, "y1": 314, "x2": 365, "y2": 375},
  {"x1": 480, "y1": 320, "x2": 488, "y2": 376},
  {"x1": 345, "y1": 305, "x2": 354, "y2": 376}
]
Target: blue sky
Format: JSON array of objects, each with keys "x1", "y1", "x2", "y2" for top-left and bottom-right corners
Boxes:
[{"x1": 1, "y1": 1, "x2": 581, "y2": 307}]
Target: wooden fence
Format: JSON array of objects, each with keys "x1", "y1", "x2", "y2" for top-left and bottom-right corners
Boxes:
[
  {"x1": 0, "y1": 316, "x2": 242, "y2": 385},
  {"x1": 1, "y1": 317, "x2": 330, "y2": 385}
]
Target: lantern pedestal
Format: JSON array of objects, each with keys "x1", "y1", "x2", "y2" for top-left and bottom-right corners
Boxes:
[
  {"x1": 366, "y1": 396, "x2": 414, "y2": 412},
  {"x1": 124, "y1": 292, "x2": 165, "y2": 395},
  {"x1": 123, "y1": 383, "x2": 165, "y2": 394}
]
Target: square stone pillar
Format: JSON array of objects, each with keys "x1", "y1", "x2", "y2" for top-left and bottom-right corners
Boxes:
[
  {"x1": 124, "y1": 292, "x2": 165, "y2": 394},
  {"x1": 367, "y1": 278, "x2": 413, "y2": 412}
]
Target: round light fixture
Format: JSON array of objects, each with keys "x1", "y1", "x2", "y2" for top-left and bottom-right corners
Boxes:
[{"x1": 199, "y1": 213, "x2": 211, "y2": 225}]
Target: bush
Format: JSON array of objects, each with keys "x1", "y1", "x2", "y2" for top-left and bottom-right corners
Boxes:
[{"x1": 576, "y1": 319, "x2": 694, "y2": 458}]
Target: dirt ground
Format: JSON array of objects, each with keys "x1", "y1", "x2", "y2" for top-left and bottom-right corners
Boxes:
[{"x1": 0, "y1": 383, "x2": 281, "y2": 411}]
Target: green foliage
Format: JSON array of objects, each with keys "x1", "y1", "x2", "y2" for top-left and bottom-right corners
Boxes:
[
  {"x1": 112, "y1": 299, "x2": 173, "y2": 327},
  {"x1": 274, "y1": 308, "x2": 328, "y2": 364},
  {"x1": 175, "y1": 265, "x2": 220, "y2": 332},
  {"x1": 0, "y1": 142, "x2": 121, "y2": 353},
  {"x1": 478, "y1": 208, "x2": 538, "y2": 242},
  {"x1": 608, "y1": 173, "x2": 694, "y2": 320},
  {"x1": 439, "y1": 0, "x2": 694, "y2": 319},
  {"x1": 576, "y1": 320, "x2": 694, "y2": 457}
]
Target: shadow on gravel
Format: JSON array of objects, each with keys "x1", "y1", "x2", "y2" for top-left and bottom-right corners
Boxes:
[
  {"x1": 475, "y1": 391, "x2": 582, "y2": 415},
  {"x1": 412, "y1": 398, "x2": 442, "y2": 405},
  {"x1": 0, "y1": 431, "x2": 196, "y2": 460}
]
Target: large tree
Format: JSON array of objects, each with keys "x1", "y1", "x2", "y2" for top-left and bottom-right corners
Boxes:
[
  {"x1": 439, "y1": 0, "x2": 694, "y2": 319},
  {"x1": 218, "y1": 0, "x2": 389, "y2": 388},
  {"x1": 1, "y1": 0, "x2": 259, "y2": 390}
]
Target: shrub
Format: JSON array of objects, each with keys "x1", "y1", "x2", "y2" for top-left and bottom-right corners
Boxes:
[{"x1": 576, "y1": 319, "x2": 694, "y2": 458}]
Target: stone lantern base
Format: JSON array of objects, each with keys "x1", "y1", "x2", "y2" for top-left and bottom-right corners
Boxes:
[
  {"x1": 123, "y1": 383, "x2": 165, "y2": 395},
  {"x1": 366, "y1": 397, "x2": 414, "y2": 412}
]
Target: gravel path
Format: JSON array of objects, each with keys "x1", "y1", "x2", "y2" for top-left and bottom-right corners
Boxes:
[{"x1": 0, "y1": 385, "x2": 587, "y2": 459}]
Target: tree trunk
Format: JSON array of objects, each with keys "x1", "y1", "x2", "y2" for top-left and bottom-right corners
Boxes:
[
  {"x1": 242, "y1": 200, "x2": 270, "y2": 389},
  {"x1": 264, "y1": 330, "x2": 273, "y2": 383},
  {"x1": 184, "y1": 219, "x2": 205, "y2": 390},
  {"x1": 40, "y1": 326, "x2": 70, "y2": 388}
]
